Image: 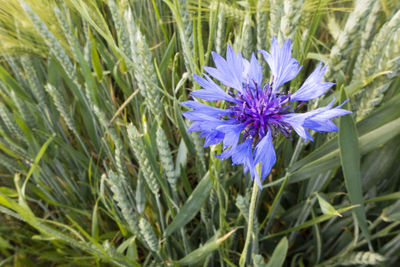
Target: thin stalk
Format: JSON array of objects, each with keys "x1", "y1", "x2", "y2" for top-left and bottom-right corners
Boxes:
[
  {"x1": 216, "y1": 175, "x2": 225, "y2": 230},
  {"x1": 239, "y1": 164, "x2": 261, "y2": 267},
  {"x1": 151, "y1": 0, "x2": 169, "y2": 43}
]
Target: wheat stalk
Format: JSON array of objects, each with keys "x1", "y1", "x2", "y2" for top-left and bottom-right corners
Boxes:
[
  {"x1": 124, "y1": 8, "x2": 163, "y2": 119},
  {"x1": 139, "y1": 218, "x2": 159, "y2": 252},
  {"x1": 127, "y1": 124, "x2": 160, "y2": 198},
  {"x1": 279, "y1": 0, "x2": 303, "y2": 43},
  {"x1": 325, "y1": 0, "x2": 376, "y2": 79},
  {"x1": 355, "y1": 10, "x2": 400, "y2": 120},
  {"x1": 156, "y1": 127, "x2": 177, "y2": 190},
  {"x1": 20, "y1": 1, "x2": 75, "y2": 79},
  {"x1": 107, "y1": 171, "x2": 141, "y2": 236},
  {"x1": 269, "y1": 0, "x2": 283, "y2": 41}
]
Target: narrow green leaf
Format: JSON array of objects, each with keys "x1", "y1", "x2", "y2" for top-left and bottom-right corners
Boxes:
[
  {"x1": 163, "y1": 0, "x2": 197, "y2": 73},
  {"x1": 366, "y1": 192, "x2": 400, "y2": 203},
  {"x1": 266, "y1": 237, "x2": 288, "y2": 267},
  {"x1": 72, "y1": 37, "x2": 97, "y2": 105},
  {"x1": 176, "y1": 229, "x2": 236, "y2": 265},
  {"x1": 164, "y1": 172, "x2": 212, "y2": 237},
  {"x1": 382, "y1": 200, "x2": 400, "y2": 222},
  {"x1": 112, "y1": 62, "x2": 131, "y2": 96},
  {"x1": 150, "y1": 0, "x2": 169, "y2": 42},
  {"x1": 0, "y1": 140, "x2": 21, "y2": 159},
  {"x1": 159, "y1": 34, "x2": 176, "y2": 74},
  {"x1": 127, "y1": 238, "x2": 138, "y2": 262},
  {"x1": 91, "y1": 199, "x2": 100, "y2": 240},
  {"x1": 0, "y1": 65, "x2": 32, "y2": 103},
  {"x1": 174, "y1": 102, "x2": 195, "y2": 155},
  {"x1": 116, "y1": 237, "x2": 134, "y2": 255},
  {"x1": 174, "y1": 139, "x2": 188, "y2": 180},
  {"x1": 91, "y1": 39, "x2": 104, "y2": 81},
  {"x1": 339, "y1": 88, "x2": 371, "y2": 246},
  {"x1": 22, "y1": 134, "x2": 55, "y2": 194},
  {"x1": 261, "y1": 205, "x2": 358, "y2": 240},
  {"x1": 0, "y1": 187, "x2": 17, "y2": 198},
  {"x1": 196, "y1": 0, "x2": 204, "y2": 67}
]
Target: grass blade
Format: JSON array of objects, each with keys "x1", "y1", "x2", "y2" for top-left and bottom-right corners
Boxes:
[
  {"x1": 339, "y1": 88, "x2": 371, "y2": 248},
  {"x1": 176, "y1": 229, "x2": 236, "y2": 265},
  {"x1": 164, "y1": 172, "x2": 212, "y2": 237},
  {"x1": 266, "y1": 237, "x2": 288, "y2": 267}
]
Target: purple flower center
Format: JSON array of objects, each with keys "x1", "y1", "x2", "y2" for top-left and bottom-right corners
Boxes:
[{"x1": 229, "y1": 81, "x2": 293, "y2": 143}]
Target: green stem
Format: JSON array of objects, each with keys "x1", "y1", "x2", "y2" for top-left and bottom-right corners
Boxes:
[
  {"x1": 216, "y1": 175, "x2": 225, "y2": 230},
  {"x1": 239, "y1": 164, "x2": 261, "y2": 267}
]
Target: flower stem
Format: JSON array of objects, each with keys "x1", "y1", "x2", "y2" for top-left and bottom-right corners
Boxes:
[{"x1": 239, "y1": 164, "x2": 261, "y2": 266}]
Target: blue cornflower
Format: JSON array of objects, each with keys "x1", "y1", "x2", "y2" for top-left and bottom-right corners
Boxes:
[{"x1": 182, "y1": 38, "x2": 351, "y2": 189}]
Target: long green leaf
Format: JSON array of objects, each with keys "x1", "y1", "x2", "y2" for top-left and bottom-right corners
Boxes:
[
  {"x1": 261, "y1": 205, "x2": 358, "y2": 240},
  {"x1": 164, "y1": 172, "x2": 212, "y2": 237},
  {"x1": 22, "y1": 134, "x2": 55, "y2": 194},
  {"x1": 174, "y1": 102, "x2": 195, "y2": 155},
  {"x1": 159, "y1": 34, "x2": 176, "y2": 75},
  {"x1": 176, "y1": 229, "x2": 236, "y2": 265},
  {"x1": 0, "y1": 65, "x2": 33, "y2": 103},
  {"x1": 266, "y1": 237, "x2": 288, "y2": 267},
  {"x1": 339, "y1": 88, "x2": 371, "y2": 246}
]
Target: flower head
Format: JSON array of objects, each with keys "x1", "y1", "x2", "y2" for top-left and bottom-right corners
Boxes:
[{"x1": 182, "y1": 38, "x2": 351, "y2": 189}]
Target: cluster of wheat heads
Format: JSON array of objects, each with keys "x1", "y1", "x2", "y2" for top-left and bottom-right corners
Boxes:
[{"x1": 0, "y1": 0, "x2": 400, "y2": 266}]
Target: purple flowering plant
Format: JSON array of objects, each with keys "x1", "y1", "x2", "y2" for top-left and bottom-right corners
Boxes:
[{"x1": 182, "y1": 38, "x2": 351, "y2": 189}]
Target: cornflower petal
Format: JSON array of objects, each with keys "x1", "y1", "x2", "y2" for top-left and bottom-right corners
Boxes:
[
  {"x1": 187, "y1": 121, "x2": 202, "y2": 132},
  {"x1": 188, "y1": 120, "x2": 235, "y2": 136},
  {"x1": 304, "y1": 100, "x2": 352, "y2": 132},
  {"x1": 181, "y1": 101, "x2": 232, "y2": 118},
  {"x1": 254, "y1": 130, "x2": 276, "y2": 183},
  {"x1": 203, "y1": 45, "x2": 244, "y2": 92},
  {"x1": 282, "y1": 98, "x2": 352, "y2": 140},
  {"x1": 217, "y1": 124, "x2": 246, "y2": 149},
  {"x1": 203, "y1": 131, "x2": 225, "y2": 147},
  {"x1": 259, "y1": 37, "x2": 301, "y2": 92},
  {"x1": 242, "y1": 53, "x2": 263, "y2": 86},
  {"x1": 226, "y1": 44, "x2": 245, "y2": 90},
  {"x1": 304, "y1": 120, "x2": 339, "y2": 132},
  {"x1": 291, "y1": 63, "x2": 335, "y2": 102},
  {"x1": 182, "y1": 111, "x2": 219, "y2": 122},
  {"x1": 223, "y1": 139, "x2": 255, "y2": 179},
  {"x1": 192, "y1": 74, "x2": 236, "y2": 102},
  {"x1": 281, "y1": 113, "x2": 314, "y2": 141}
]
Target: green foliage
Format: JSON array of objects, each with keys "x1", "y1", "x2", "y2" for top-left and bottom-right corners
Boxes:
[{"x1": 0, "y1": 0, "x2": 400, "y2": 266}]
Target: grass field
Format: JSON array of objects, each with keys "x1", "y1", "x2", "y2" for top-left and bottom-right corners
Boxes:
[{"x1": 1, "y1": 0, "x2": 400, "y2": 266}]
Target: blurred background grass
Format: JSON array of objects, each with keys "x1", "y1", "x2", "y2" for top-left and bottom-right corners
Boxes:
[{"x1": 0, "y1": 0, "x2": 400, "y2": 266}]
